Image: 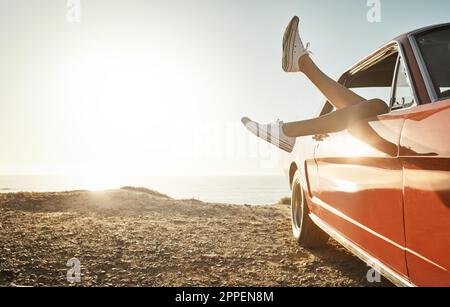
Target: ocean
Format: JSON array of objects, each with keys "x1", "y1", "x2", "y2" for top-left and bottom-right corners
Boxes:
[{"x1": 0, "y1": 175, "x2": 291, "y2": 205}]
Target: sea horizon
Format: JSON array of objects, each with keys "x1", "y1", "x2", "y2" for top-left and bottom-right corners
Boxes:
[{"x1": 0, "y1": 175, "x2": 291, "y2": 205}]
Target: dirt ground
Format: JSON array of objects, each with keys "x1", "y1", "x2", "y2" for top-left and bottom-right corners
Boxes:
[{"x1": 0, "y1": 188, "x2": 392, "y2": 287}]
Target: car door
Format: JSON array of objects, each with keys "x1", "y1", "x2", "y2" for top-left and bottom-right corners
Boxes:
[
  {"x1": 400, "y1": 99, "x2": 450, "y2": 286},
  {"x1": 311, "y1": 51, "x2": 409, "y2": 278},
  {"x1": 400, "y1": 26, "x2": 450, "y2": 286}
]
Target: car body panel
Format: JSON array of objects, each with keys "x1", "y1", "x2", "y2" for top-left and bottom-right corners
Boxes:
[
  {"x1": 400, "y1": 99, "x2": 450, "y2": 286},
  {"x1": 312, "y1": 114, "x2": 408, "y2": 277},
  {"x1": 285, "y1": 24, "x2": 450, "y2": 286}
]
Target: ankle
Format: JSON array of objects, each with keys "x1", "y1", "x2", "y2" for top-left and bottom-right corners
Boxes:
[
  {"x1": 298, "y1": 54, "x2": 310, "y2": 74},
  {"x1": 281, "y1": 124, "x2": 292, "y2": 137}
]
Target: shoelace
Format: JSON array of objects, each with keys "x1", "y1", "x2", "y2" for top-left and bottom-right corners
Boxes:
[{"x1": 305, "y1": 42, "x2": 312, "y2": 55}]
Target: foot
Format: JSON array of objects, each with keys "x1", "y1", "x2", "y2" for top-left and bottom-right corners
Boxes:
[
  {"x1": 282, "y1": 16, "x2": 310, "y2": 73},
  {"x1": 241, "y1": 117, "x2": 296, "y2": 153}
]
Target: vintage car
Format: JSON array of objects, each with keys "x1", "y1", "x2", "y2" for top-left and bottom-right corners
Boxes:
[{"x1": 286, "y1": 23, "x2": 450, "y2": 287}]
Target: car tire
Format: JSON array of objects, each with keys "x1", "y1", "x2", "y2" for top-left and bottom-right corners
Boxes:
[{"x1": 291, "y1": 171, "x2": 329, "y2": 248}]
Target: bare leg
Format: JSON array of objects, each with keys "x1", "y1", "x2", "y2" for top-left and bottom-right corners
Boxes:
[
  {"x1": 299, "y1": 55, "x2": 367, "y2": 109},
  {"x1": 281, "y1": 54, "x2": 390, "y2": 137},
  {"x1": 242, "y1": 28, "x2": 391, "y2": 145},
  {"x1": 283, "y1": 99, "x2": 388, "y2": 137}
]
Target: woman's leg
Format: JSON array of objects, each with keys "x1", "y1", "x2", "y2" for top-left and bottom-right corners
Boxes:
[
  {"x1": 241, "y1": 17, "x2": 390, "y2": 151},
  {"x1": 282, "y1": 54, "x2": 390, "y2": 138},
  {"x1": 282, "y1": 98, "x2": 389, "y2": 137},
  {"x1": 299, "y1": 55, "x2": 366, "y2": 109},
  {"x1": 282, "y1": 16, "x2": 368, "y2": 109}
]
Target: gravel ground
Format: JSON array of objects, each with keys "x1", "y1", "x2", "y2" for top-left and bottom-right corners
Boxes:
[{"x1": 0, "y1": 188, "x2": 393, "y2": 287}]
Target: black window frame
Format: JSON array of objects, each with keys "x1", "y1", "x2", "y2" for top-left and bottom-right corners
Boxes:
[{"x1": 409, "y1": 24, "x2": 450, "y2": 103}]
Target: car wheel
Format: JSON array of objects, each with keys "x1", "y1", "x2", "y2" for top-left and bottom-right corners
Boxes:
[{"x1": 291, "y1": 171, "x2": 329, "y2": 248}]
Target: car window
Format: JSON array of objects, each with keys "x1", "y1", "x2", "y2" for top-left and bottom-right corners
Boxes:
[
  {"x1": 345, "y1": 51, "x2": 398, "y2": 107},
  {"x1": 351, "y1": 87, "x2": 392, "y2": 106},
  {"x1": 414, "y1": 26, "x2": 450, "y2": 99},
  {"x1": 391, "y1": 57, "x2": 415, "y2": 110},
  {"x1": 321, "y1": 47, "x2": 416, "y2": 116}
]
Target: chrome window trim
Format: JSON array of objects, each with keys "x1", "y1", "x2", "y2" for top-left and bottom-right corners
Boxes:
[
  {"x1": 395, "y1": 42, "x2": 420, "y2": 110},
  {"x1": 389, "y1": 53, "x2": 417, "y2": 112},
  {"x1": 395, "y1": 42, "x2": 419, "y2": 109},
  {"x1": 389, "y1": 56, "x2": 402, "y2": 110},
  {"x1": 346, "y1": 42, "x2": 398, "y2": 77},
  {"x1": 408, "y1": 34, "x2": 439, "y2": 102}
]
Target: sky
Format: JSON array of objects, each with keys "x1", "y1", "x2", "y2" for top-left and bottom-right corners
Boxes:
[{"x1": 0, "y1": 0, "x2": 449, "y2": 177}]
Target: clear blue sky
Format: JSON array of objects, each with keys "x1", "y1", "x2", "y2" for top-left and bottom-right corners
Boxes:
[{"x1": 0, "y1": 0, "x2": 449, "y2": 177}]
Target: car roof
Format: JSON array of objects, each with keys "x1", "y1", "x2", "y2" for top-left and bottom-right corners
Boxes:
[
  {"x1": 342, "y1": 23, "x2": 450, "y2": 79},
  {"x1": 394, "y1": 22, "x2": 450, "y2": 41}
]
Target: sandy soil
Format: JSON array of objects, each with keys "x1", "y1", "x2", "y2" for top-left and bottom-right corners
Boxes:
[{"x1": 0, "y1": 188, "x2": 392, "y2": 287}]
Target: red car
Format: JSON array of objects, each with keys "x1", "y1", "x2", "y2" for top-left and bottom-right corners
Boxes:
[{"x1": 285, "y1": 23, "x2": 450, "y2": 287}]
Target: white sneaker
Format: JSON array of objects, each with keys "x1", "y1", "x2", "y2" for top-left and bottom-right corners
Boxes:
[
  {"x1": 282, "y1": 16, "x2": 310, "y2": 73},
  {"x1": 241, "y1": 117, "x2": 296, "y2": 153}
]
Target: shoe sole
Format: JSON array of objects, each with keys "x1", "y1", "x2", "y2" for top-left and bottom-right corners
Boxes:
[
  {"x1": 282, "y1": 16, "x2": 299, "y2": 72},
  {"x1": 245, "y1": 123, "x2": 294, "y2": 153}
]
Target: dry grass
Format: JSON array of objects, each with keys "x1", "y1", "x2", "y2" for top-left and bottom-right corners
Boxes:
[
  {"x1": 120, "y1": 186, "x2": 171, "y2": 199},
  {"x1": 279, "y1": 196, "x2": 291, "y2": 205}
]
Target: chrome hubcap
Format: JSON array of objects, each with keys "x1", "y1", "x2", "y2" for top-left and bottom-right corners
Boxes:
[{"x1": 291, "y1": 180, "x2": 303, "y2": 233}]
